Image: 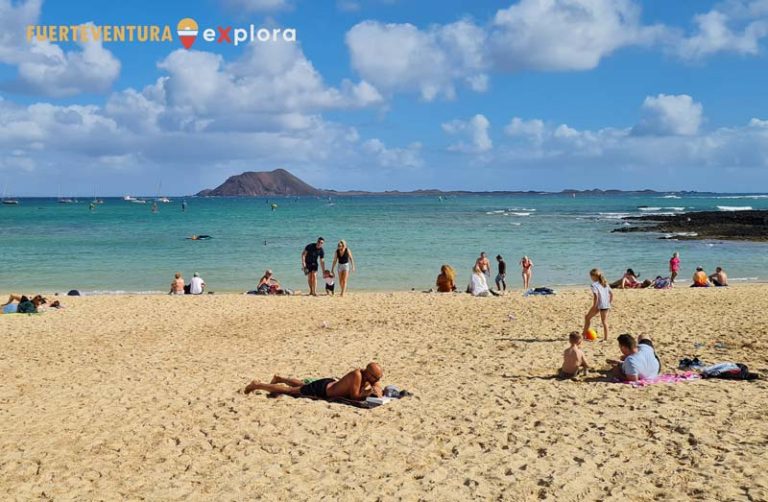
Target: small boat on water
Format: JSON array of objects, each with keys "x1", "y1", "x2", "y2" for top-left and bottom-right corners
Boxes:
[
  {"x1": 156, "y1": 196, "x2": 171, "y2": 203},
  {"x1": 130, "y1": 198, "x2": 148, "y2": 204},
  {"x1": 2, "y1": 199, "x2": 19, "y2": 205},
  {"x1": 58, "y1": 198, "x2": 75, "y2": 204},
  {"x1": 123, "y1": 195, "x2": 136, "y2": 201}
]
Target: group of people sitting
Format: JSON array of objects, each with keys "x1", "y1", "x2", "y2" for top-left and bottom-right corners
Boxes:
[
  {"x1": 610, "y1": 266, "x2": 728, "y2": 290},
  {"x1": 1, "y1": 294, "x2": 61, "y2": 314},
  {"x1": 169, "y1": 272, "x2": 207, "y2": 295},
  {"x1": 246, "y1": 269, "x2": 294, "y2": 295},
  {"x1": 692, "y1": 266, "x2": 729, "y2": 287},
  {"x1": 560, "y1": 331, "x2": 660, "y2": 382}
]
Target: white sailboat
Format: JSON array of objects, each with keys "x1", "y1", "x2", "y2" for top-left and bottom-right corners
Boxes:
[{"x1": 2, "y1": 183, "x2": 19, "y2": 205}]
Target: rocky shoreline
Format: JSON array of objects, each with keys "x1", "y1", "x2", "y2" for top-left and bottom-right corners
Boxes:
[{"x1": 612, "y1": 210, "x2": 768, "y2": 242}]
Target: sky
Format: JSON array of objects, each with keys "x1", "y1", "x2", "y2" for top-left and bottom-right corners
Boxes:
[{"x1": 1, "y1": 0, "x2": 768, "y2": 196}]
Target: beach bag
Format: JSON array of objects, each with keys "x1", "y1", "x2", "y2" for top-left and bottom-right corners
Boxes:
[
  {"x1": 701, "y1": 363, "x2": 759, "y2": 380},
  {"x1": 16, "y1": 301, "x2": 37, "y2": 314}
]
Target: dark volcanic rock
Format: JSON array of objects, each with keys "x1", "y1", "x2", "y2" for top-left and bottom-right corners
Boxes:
[
  {"x1": 612, "y1": 210, "x2": 768, "y2": 242},
  {"x1": 197, "y1": 169, "x2": 323, "y2": 196}
]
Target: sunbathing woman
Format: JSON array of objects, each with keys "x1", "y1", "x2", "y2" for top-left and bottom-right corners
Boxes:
[{"x1": 610, "y1": 269, "x2": 652, "y2": 289}]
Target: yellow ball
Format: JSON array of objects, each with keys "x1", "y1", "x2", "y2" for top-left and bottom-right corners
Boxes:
[{"x1": 585, "y1": 329, "x2": 598, "y2": 341}]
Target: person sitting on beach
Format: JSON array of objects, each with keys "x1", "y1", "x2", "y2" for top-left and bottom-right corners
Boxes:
[
  {"x1": 169, "y1": 272, "x2": 185, "y2": 295},
  {"x1": 189, "y1": 272, "x2": 206, "y2": 295},
  {"x1": 638, "y1": 334, "x2": 662, "y2": 371},
  {"x1": 709, "y1": 267, "x2": 729, "y2": 287},
  {"x1": 610, "y1": 269, "x2": 652, "y2": 289},
  {"x1": 606, "y1": 334, "x2": 660, "y2": 382},
  {"x1": 560, "y1": 331, "x2": 590, "y2": 378},
  {"x1": 691, "y1": 266, "x2": 711, "y2": 287},
  {"x1": 255, "y1": 270, "x2": 290, "y2": 295},
  {"x1": 469, "y1": 264, "x2": 500, "y2": 297},
  {"x1": 436, "y1": 264, "x2": 457, "y2": 292},
  {"x1": 244, "y1": 362, "x2": 384, "y2": 401}
]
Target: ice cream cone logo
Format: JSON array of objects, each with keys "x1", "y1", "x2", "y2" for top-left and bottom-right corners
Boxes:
[{"x1": 177, "y1": 18, "x2": 198, "y2": 49}]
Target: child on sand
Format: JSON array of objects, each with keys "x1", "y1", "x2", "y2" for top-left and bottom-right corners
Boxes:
[
  {"x1": 583, "y1": 268, "x2": 613, "y2": 341},
  {"x1": 560, "y1": 331, "x2": 590, "y2": 378},
  {"x1": 324, "y1": 270, "x2": 335, "y2": 296}
]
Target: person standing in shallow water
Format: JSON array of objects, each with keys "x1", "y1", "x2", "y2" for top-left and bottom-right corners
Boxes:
[{"x1": 331, "y1": 240, "x2": 356, "y2": 297}]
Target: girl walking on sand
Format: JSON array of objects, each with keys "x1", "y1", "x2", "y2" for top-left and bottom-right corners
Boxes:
[{"x1": 583, "y1": 268, "x2": 613, "y2": 341}]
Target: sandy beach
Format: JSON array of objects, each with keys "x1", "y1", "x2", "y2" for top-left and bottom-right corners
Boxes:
[{"x1": 2, "y1": 285, "x2": 767, "y2": 500}]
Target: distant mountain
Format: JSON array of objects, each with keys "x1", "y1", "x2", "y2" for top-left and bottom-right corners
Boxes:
[
  {"x1": 196, "y1": 169, "x2": 669, "y2": 197},
  {"x1": 197, "y1": 169, "x2": 323, "y2": 196}
]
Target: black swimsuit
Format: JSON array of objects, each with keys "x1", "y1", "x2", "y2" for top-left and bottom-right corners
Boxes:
[{"x1": 299, "y1": 378, "x2": 336, "y2": 398}]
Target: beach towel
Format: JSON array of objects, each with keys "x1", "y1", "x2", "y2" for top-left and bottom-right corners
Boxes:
[
  {"x1": 620, "y1": 372, "x2": 701, "y2": 388},
  {"x1": 524, "y1": 287, "x2": 556, "y2": 297},
  {"x1": 280, "y1": 384, "x2": 411, "y2": 409}
]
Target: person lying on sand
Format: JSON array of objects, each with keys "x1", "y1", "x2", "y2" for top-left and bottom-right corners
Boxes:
[
  {"x1": 559, "y1": 331, "x2": 590, "y2": 378},
  {"x1": 606, "y1": 334, "x2": 660, "y2": 382},
  {"x1": 244, "y1": 362, "x2": 383, "y2": 400}
]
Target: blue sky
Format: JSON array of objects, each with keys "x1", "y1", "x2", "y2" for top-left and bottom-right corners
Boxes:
[{"x1": 1, "y1": 0, "x2": 768, "y2": 195}]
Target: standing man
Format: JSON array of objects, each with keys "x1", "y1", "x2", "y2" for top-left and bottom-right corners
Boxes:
[
  {"x1": 495, "y1": 255, "x2": 507, "y2": 291},
  {"x1": 301, "y1": 237, "x2": 326, "y2": 296},
  {"x1": 475, "y1": 252, "x2": 491, "y2": 281}
]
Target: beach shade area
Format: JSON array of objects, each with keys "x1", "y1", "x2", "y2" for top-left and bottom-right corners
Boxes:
[{"x1": 1, "y1": 286, "x2": 767, "y2": 500}]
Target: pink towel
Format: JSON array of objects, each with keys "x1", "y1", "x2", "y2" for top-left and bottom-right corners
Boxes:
[{"x1": 622, "y1": 372, "x2": 700, "y2": 388}]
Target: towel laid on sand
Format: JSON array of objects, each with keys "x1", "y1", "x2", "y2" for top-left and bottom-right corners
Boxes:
[{"x1": 620, "y1": 372, "x2": 701, "y2": 388}]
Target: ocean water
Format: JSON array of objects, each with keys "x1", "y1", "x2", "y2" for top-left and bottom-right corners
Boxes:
[{"x1": 1, "y1": 194, "x2": 767, "y2": 294}]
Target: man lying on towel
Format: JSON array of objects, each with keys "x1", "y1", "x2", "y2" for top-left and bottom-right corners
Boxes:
[{"x1": 244, "y1": 362, "x2": 383, "y2": 400}]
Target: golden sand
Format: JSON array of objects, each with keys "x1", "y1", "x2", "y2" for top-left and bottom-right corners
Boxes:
[{"x1": 1, "y1": 286, "x2": 767, "y2": 500}]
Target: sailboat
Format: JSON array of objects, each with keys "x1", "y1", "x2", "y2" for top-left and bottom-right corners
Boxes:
[
  {"x1": 57, "y1": 184, "x2": 75, "y2": 204},
  {"x1": 155, "y1": 181, "x2": 171, "y2": 203},
  {"x1": 2, "y1": 183, "x2": 19, "y2": 205}
]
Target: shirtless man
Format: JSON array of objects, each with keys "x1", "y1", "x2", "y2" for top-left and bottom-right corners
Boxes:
[
  {"x1": 709, "y1": 267, "x2": 729, "y2": 287},
  {"x1": 244, "y1": 362, "x2": 383, "y2": 401},
  {"x1": 475, "y1": 252, "x2": 491, "y2": 280}
]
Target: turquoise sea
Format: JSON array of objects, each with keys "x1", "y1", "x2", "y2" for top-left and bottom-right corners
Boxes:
[{"x1": 1, "y1": 194, "x2": 767, "y2": 294}]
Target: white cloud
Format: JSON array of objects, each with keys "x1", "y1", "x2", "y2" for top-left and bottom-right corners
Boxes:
[
  {"x1": 0, "y1": 2, "x2": 121, "y2": 97},
  {"x1": 490, "y1": 0, "x2": 667, "y2": 72},
  {"x1": 346, "y1": 20, "x2": 488, "y2": 101},
  {"x1": 16, "y1": 37, "x2": 121, "y2": 98},
  {"x1": 492, "y1": 95, "x2": 768, "y2": 177},
  {"x1": 632, "y1": 94, "x2": 703, "y2": 136},
  {"x1": 442, "y1": 114, "x2": 492, "y2": 153},
  {"x1": 674, "y1": 3, "x2": 768, "y2": 60},
  {"x1": 505, "y1": 117, "x2": 545, "y2": 144},
  {"x1": 361, "y1": 138, "x2": 423, "y2": 168}
]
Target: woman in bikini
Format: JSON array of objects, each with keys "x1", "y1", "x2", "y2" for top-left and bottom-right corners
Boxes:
[
  {"x1": 331, "y1": 240, "x2": 356, "y2": 297},
  {"x1": 520, "y1": 256, "x2": 533, "y2": 289}
]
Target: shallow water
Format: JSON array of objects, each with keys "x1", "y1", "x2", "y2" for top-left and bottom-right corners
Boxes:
[{"x1": 1, "y1": 193, "x2": 766, "y2": 293}]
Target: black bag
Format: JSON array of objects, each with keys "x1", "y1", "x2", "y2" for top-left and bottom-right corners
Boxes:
[{"x1": 17, "y1": 301, "x2": 37, "y2": 314}]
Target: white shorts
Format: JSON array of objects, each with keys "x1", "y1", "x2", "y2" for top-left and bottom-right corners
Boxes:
[{"x1": 337, "y1": 263, "x2": 350, "y2": 273}]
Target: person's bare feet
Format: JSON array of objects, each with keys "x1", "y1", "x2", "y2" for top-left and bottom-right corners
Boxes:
[{"x1": 244, "y1": 380, "x2": 260, "y2": 394}]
